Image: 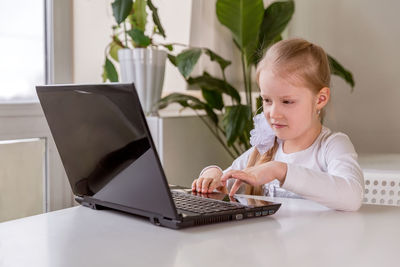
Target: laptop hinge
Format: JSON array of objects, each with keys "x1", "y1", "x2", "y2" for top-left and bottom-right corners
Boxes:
[{"x1": 74, "y1": 196, "x2": 84, "y2": 204}]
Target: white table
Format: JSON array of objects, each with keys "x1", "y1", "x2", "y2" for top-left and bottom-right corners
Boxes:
[{"x1": 1, "y1": 197, "x2": 399, "y2": 267}]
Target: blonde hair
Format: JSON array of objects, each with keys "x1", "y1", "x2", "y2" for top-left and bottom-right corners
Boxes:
[
  {"x1": 245, "y1": 38, "x2": 331, "y2": 196},
  {"x1": 256, "y1": 38, "x2": 330, "y2": 94},
  {"x1": 244, "y1": 138, "x2": 279, "y2": 195}
]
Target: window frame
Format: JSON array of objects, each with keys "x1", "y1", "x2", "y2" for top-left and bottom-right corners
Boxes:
[{"x1": 0, "y1": 0, "x2": 74, "y2": 212}]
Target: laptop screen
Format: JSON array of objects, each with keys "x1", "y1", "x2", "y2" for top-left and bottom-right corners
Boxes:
[{"x1": 37, "y1": 83, "x2": 177, "y2": 219}]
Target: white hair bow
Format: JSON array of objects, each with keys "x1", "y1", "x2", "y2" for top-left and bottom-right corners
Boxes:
[{"x1": 249, "y1": 113, "x2": 276, "y2": 155}]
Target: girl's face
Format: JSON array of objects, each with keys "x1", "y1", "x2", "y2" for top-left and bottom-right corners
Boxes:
[{"x1": 259, "y1": 69, "x2": 321, "y2": 143}]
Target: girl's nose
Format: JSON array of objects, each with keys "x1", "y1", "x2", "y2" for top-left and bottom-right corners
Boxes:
[{"x1": 269, "y1": 104, "x2": 282, "y2": 119}]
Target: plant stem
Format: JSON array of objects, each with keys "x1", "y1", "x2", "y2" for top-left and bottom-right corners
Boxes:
[
  {"x1": 222, "y1": 69, "x2": 227, "y2": 82},
  {"x1": 215, "y1": 124, "x2": 242, "y2": 157},
  {"x1": 247, "y1": 63, "x2": 253, "y2": 111},
  {"x1": 241, "y1": 53, "x2": 249, "y2": 106},
  {"x1": 216, "y1": 123, "x2": 242, "y2": 157},
  {"x1": 104, "y1": 43, "x2": 111, "y2": 58},
  {"x1": 123, "y1": 21, "x2": 128, "y2": 47},
  {"x1": 242, "y1": 55, "x2": 253, "y2": 111},
  {"x1": 194, "y1": 110, "x2": 236, "y2": 159},
  {"x1": 221, "y1": 70, "x2": 234, "y2": 105},
  {"x1": 153, "y1": 42, "x2": 188, "y2": 47},
  {"x1": 231, "y1": 142, "x2": 242, "y2": 157}
]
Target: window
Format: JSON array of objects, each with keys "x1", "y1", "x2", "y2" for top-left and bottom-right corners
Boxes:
[
  {"x1": 0, "y1": 1, "x2": 74, "y2": 220},
  {"x1": 0, "y1": 1, "x2": 45, "y2": 102}
]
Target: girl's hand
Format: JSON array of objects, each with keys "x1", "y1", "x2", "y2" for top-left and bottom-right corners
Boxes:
[
  {"x1": 191, "y1": 168, "x2": 227, "y2": 194},
  {"x1": 220, "y1": 161, "x2": 288, "y2": 196}
]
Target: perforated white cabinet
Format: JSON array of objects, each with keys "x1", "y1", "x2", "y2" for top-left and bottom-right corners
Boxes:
[{"x1": 359, "y1": 154, "x2": 400, "y2": 206}]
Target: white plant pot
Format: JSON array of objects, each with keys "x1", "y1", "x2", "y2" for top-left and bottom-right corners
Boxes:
[{"x1": 118, "y1": 48, "x2": 167, "y2": 115}]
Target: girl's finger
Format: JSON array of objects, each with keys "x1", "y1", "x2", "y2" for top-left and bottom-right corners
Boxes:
[
  {"x1": 229, "y1": 179, "x2": 243, "y2": 196},
  {"x1": 221, "y1": 170, "x2": 240, "y2": 185},
  {"x1": 208, "y1": 179, "x2": 221, "y2": 193},
  {"x1": 196, "y1": 177, "x2": 204, "y2": 192},
  {"x1": 221, "y1": 169, "x2": 239, "y2": 178},
  {"x1": 221, "y1": 170, "x2": 251, "y2": 185},
  {"x1": 201, "y1": 178, "x2": 213, "y2": 193},
  {"x1": 191, "y1": 179, "x2": 197, "y2": 191}
]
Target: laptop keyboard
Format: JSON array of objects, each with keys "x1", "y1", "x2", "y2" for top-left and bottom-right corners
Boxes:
[{"x1": 171, "y1": 191, "x2": 243, "y2": 214}]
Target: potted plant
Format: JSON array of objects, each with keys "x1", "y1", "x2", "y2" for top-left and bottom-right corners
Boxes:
[
  {"x1": 157, "y1": 0, "x2": 355, "y2": 159},
  {"x1": 102, "y1": 0, "x2": 173, "y2": 115}
]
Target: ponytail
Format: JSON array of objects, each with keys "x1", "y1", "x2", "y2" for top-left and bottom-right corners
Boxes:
[{"x1": 244, "y1": 138, "x2": 279, "y2": 195}]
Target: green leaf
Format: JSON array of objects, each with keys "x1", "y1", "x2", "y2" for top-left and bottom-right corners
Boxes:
[
  {"x1": 255, "y1": 96, "x2": 263, "y2": 114},
  {"x1": 102, "y1": 65, "x2": 108, "y2": 82},
  {"x1": 103, "y1": 57, "x2": 119, "y2": 82},
  {"x1": 147, "y1": 0, "x2": 166, "y2": 38},
  {"x1": 203, "y1": 48, "x2": 231, "y2": 73},
  {"x1": 328, "y1": 55, "x2": 355, "y2": 89},
  {"x1": 238, "y1": 113, "x2": 253, "y2": 149},
  {"x1": 176, "y1": 48, "x2": 202, "y2": 79},
  {"x1": 257, "y1": 0, "x2": 295, "y2": 62},
  {"x1": 112, "y1": 0, "x2": 133, "y2": 24},
  {"x1": 204, "y1": 107, "x2": 219, "y2": 125},
  {"x1": 127, "y1": 28, "x2": 151, "y2": 47},
  {"x1": 271, "y1": 34, "x2": 283, "y2": 44},
  {"x1": 158, "y1": 93, "x2": 200, "y2": 109},
  {"x1": 238, "y1": 131, "x2": 251, "y2": 150},
  {"x1": 162, "y1": 44, "x2": 174, "y2": 51},
  {"x1": 232, "y1": 38, "x2": 241, "y2": 51},
  {"x1": 157, "y1": 93, "x2": 218, "y2": 124},
  {"x1": 223, "y1": 105, "x2": 252, "y2": 146},
  {"x1": 128, "y1": 13, "x2": 137, "y2": 29},
  {"x1": 133, "y1": 0, "x2": 147, "y2": 32},
  {"x1": 216, "y1": 0, "x2": 264, "y2": 51},
  {"x1": 243, "y1": 41, "x2": 258, "y2": 66},
  {"x1": 167, "y1": 54, "x2": 177, "y2": 66},
  {"x1": 254, "y1": 34, "x2": 282, "y2": 63},
  {"x1": 187, "y1": 72, "x2": 241, "y2": 103},
  {"x1": 201, "y1": 87, "x2": 224, "y2": 110},
  {"x1": 109, "y1": 41, "x2": 123, "y2": 62}
]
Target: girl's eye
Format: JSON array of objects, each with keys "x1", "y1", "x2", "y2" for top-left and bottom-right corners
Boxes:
[
  {"x1": 263, "y1": 98, "x2": 272, "y2": 104},
  {"x1": 282, "y1": 100, "x2": 294, "y2": 104}
]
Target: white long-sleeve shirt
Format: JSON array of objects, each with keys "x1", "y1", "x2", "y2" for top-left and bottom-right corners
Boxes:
[{"x1": 223, "y1": 126, "x2": 364, "y2": 211}]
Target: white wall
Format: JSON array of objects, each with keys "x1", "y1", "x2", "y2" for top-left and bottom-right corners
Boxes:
[
  {"x1": 72, "y1": 0, "x2": 400, "y2": 154},
  {"x1": 288, "y1": 0, "x2": 400, "y2": 153}
]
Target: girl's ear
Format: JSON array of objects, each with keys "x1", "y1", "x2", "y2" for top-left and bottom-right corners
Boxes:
[{"x1": 316, "y1": 87, "x2": 330, "y2": 109}]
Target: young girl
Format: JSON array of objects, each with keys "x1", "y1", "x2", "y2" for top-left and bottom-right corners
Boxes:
[{"x1": 191, "y1": 38, "x2": 364, "y2": 212}]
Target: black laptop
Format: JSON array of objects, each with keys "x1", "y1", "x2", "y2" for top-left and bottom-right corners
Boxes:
[{"x1": 36, "y1": 83, "x2": 281, "y2": 229}]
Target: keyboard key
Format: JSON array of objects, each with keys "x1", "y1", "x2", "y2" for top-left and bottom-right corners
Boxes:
[{"x1": 171, "y1": 191, "x2": 242, "y2": 214}]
